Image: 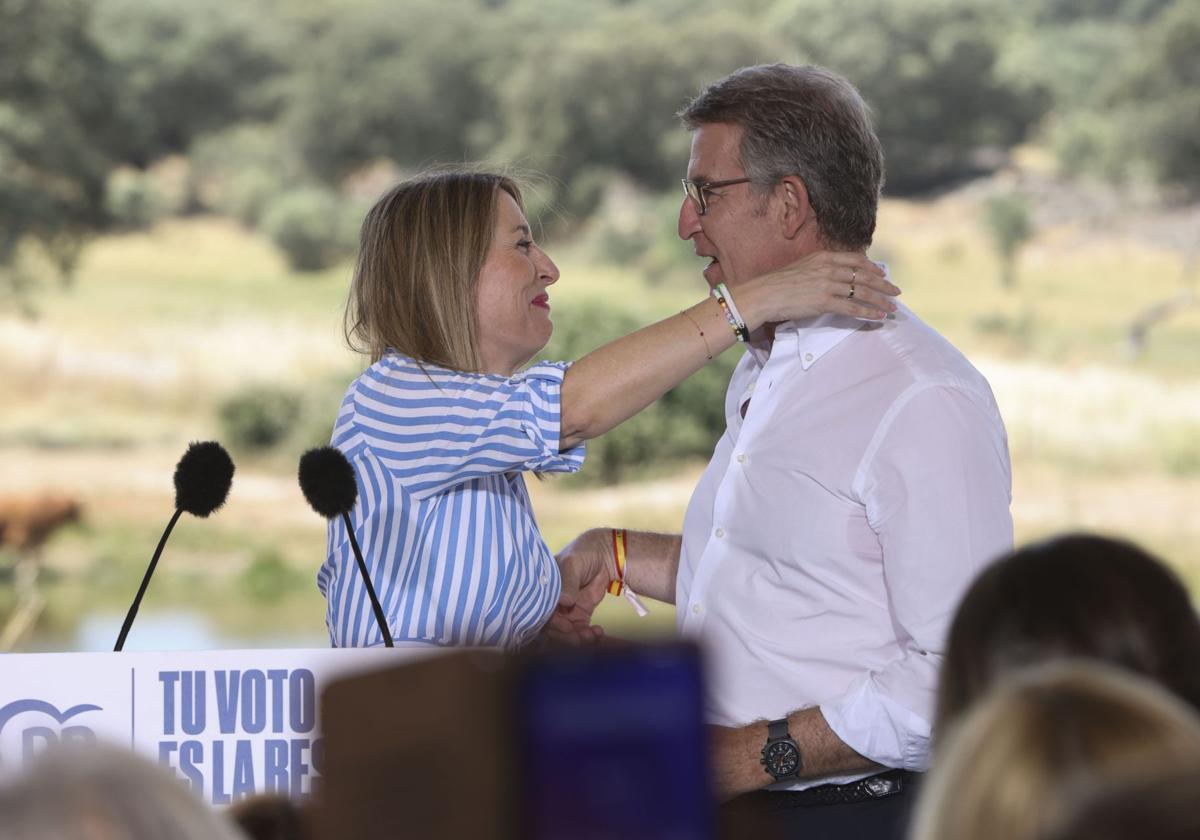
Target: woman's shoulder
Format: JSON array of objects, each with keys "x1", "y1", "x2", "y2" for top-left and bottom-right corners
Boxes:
[
  {"x1": 381, "y1": 354, "x2": 573, "y2": 386},
  {"x1": 355, "y1": 351, "x2": 458, "y2": 384},
  {"x1": 346, "y1": 353, "x2": 443, "y2": 402},
  {"x1": 345, "y1": 354, "x2": 575, "y2": 413},
  {"x1": 352, "y1": 353, "x2": 512, "y2": 402}
]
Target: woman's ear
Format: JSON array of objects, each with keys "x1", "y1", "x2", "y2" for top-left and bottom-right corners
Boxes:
[{"x1": 777, "y1": 175, "x2": 813, "y2": 240}]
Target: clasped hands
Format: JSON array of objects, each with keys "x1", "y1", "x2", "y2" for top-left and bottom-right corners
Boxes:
[{"x1": 544, "y1": 528, "x2": 611, "y2": 645}]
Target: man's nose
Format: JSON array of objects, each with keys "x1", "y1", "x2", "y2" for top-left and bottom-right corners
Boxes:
[{"x1": 678, "y1": 195, "x2": 702, "y2": 241}]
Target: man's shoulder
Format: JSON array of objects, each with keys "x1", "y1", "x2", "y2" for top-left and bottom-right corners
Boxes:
[{"x1": 876, "y1": 305, "x2": 994, "y2": 397}]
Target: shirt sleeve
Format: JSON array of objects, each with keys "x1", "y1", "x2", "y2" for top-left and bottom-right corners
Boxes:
[
  {"x1": 821, "y1": 383, "x2": 1014, "y2": 770},
  {"x1": 351, "y1": 357, "x2": 585, "y2": 500}
]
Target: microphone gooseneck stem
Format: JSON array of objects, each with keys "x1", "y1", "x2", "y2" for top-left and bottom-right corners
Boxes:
[
  {"x1": 343, "y1": 511, "x2": 394, "y2": 648},
  {"x1": 114, "y1": 507, "x2": 184, "y2": 652}
]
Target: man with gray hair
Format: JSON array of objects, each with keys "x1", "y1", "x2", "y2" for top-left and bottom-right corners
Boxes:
[{"x1": 554, "y1": 64, "x2": 1013, "y2": 838}]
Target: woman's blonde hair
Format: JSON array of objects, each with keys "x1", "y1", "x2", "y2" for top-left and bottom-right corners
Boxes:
[
  {"x1": 345, "y1": 169, "x2": 523, "y2": 369},
  {"x1": 912, "y1": 661, "x2": 1200, "y2": 840}
]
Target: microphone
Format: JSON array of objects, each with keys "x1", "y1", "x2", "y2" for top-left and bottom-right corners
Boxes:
[
  {"x1": 298, "y1": 447, "x2": 393, "y2": 647},
  {"x1": 113, "y1": 441, "x2": 234, "y2": 651}
]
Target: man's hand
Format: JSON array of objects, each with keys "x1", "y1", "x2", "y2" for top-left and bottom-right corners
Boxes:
[{"x1": 547, "y1": 528, "x2": 615, "y2": 644}]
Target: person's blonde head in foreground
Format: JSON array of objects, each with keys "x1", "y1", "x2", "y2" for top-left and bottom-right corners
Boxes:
[
  {"x1": 911, "y1": 661, "x2": 1200, "y2": 840},
  {"x1": 1045, "y1": 762, "x2": 1200, "y2": 840},
  {"x1": 0, "y1": 740, "x2": 246, "y2": 840}
]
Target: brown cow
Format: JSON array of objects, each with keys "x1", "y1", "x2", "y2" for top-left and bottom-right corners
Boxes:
[
  {"x1": 0, "y1": 494, "x2": 83, "y2": 552},
  {"x1": 0, "y1": 493, "x2": 81, "y2": 649}
]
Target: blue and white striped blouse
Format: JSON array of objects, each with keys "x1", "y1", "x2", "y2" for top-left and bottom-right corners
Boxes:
[{"x1": 317, "y1": 353, "x2": 585, "y2": 649}]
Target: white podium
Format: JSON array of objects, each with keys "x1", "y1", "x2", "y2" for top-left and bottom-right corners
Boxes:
[{"x1": 0, "y1": 647, "x2": 432, "y2": 805}]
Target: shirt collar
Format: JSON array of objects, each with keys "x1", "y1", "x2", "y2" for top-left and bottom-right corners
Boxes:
[
  {"x1": 748, "y1": 313, "x2": 865, "y2": 371},
  {"x1": 747, "y1": 262, "x2": 894, "y2": 371}
]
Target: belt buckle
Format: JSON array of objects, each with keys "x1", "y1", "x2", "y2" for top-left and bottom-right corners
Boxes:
[{"x1": 863, "y1": 774, "x2": 899, "y2": 798}]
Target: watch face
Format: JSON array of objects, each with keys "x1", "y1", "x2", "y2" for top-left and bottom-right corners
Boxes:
[{"x1": 764, "y1": 740, "x2": 800, "y2": 777}]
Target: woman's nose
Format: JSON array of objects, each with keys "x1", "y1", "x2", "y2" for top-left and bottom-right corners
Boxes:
[{"x1": 537, "y1": 248, "x2": 560, "y2": 285}]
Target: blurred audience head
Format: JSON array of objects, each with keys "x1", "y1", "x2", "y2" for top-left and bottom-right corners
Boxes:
[
  {"x1": 938, "y1": 532, "x2": 1200, "y2": 732},
  {"x1": 0, "y1": 741, "x2": 246, "y2": 840},
  {"x1": 229, "y1": 793, "x2": 311, "y2": 840},
  {"x1": 912, "y1": 662, "x2": 1200, "y2": 840},
  {"x1": 1045, "y1": 762, "x2": 1200, "y2": 840}
]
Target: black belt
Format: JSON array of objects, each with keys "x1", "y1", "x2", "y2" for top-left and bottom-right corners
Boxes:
[{"x1": 762, "y1": 769, "x2": 919, "y2": 808}]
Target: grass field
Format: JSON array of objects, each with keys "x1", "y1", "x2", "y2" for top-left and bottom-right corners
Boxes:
[{"x1": 1, "y1": 184, "x2": 1197, "y2": 650}]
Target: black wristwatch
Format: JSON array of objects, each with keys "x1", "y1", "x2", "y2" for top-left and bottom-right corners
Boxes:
[{"x1": 760, "y1": 718, "x2": 802, "y2": 784}]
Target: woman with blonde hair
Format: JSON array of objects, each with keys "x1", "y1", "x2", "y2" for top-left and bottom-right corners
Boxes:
[
  {"x1": 319, "y1": 169, "x2": 898, "y2": 648},
  {"x1": 910, "y1": 662, "x2": 1200, "y2": 840},
  {"x1": 1046, "y1": 762, "x2": 1200, "y2": 840}
]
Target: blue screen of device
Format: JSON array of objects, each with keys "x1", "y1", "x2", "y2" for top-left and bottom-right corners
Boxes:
[{"x1": 516, "y1": 645, "x2": 713, "y2": 840}]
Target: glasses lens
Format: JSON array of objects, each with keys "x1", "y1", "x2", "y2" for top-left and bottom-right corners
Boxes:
[{"x1": 682, "y1": 180, "x2": 706, "y2": 215}]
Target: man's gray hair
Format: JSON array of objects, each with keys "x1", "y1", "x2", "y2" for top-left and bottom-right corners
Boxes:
[
  {"x1": 0, "y1": 741, "x2": 247, "y2": 840},
  {"x1": 679, "y1": 64, "x2": 885, "y2": 251}
]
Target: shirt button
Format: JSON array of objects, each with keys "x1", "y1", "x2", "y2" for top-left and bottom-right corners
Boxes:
[
  {"x1": 692, "y1": 603, "x2": 701, "y2": 615},
  {"x1": 736, "y1": 453, "x2": 746, "y2": 464},
  {"x1": 804, "y1": 352, "x2": 814, "y2": 362},
  {"x1": 715, "y1": 527, "x2": 725, "y2": 538},
  {"x1": 540, "y1": 572, "x2": 549, "y2": 585}
]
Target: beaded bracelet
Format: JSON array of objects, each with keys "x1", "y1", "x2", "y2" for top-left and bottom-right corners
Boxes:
[
  {"x1": 711, "y1": 283, "x2": 750, "y2": 342},
  {"x1": 718, "y1": 282, "x2": 748, "y2": 336}
]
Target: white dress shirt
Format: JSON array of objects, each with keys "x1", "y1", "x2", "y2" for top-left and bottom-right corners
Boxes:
[{"x1": 677, "y1": 301, "x2": 1013, "y2": 787}]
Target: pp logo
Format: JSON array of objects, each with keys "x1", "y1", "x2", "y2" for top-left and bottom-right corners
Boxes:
[{"x1": 0, "y1": 699, "x2": 102, "y2": 766}]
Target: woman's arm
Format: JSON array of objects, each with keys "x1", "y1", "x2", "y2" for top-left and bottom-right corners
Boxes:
[{"x1": 559, "y1": 251, "x2": 897, "y2": 449}]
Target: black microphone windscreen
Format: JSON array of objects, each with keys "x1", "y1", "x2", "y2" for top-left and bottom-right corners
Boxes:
[
  {"x1": 298, "y1": 447, "x2": 358, "y2": 519},
  {"x1": 173, "y1": 441, "x2": 235, "y2": 517}
]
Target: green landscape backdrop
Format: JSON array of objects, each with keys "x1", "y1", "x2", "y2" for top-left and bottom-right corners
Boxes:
[{"x1": 1, "y1": 0, "x2": 1197, "y2": 649}]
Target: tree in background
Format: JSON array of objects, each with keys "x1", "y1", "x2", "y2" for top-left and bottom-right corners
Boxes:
[
  {"x1": 283, "y1": 0, "x2": 782, "y2": 221},
  {"x1": 0, "y1": 0, "x2": 290, "y2": 304},
  {"x1": 983, "y1": 192, "x2": 1034, "y2": 289},
  {"x1": 90, "y1": 0, "x2": 289, "y2": 169},
  {"x1": 286, "y1": 0, "x2": 504, "y2": 183},
  {"x1": 1103, "y1": 0, "x2": 1200, "y2": 197},
  {"x1": 3, "y1": 0, "x2": 1196, "y2": 299},
  {"x1": 260, "y1": 186, "x2": 360, "y2": 272},
  {"x1": 493, "y1": 9, "x2": 777, "y2": 215},
  {"x1": 1011, "y1": 0, "x2": 1198, "y2": 197},
  {"x1": 768, "y1": 0, "x2": 1042, "y2": 193},
  {"x1": 0, "y1": 0, "x2": 122, "y2": 305}
]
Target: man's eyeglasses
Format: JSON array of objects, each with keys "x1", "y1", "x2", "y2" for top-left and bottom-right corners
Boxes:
[{"x1": 681, "y1": 177, "x2": 753, "y2": 216}]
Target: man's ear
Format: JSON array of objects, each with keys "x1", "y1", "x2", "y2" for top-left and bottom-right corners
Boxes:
[{"x1": 777, "y1": 175, "x2": 813, "y2": 240}]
